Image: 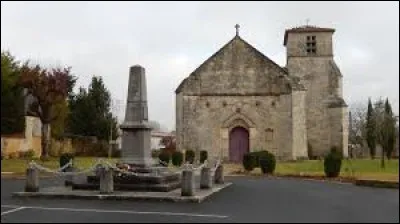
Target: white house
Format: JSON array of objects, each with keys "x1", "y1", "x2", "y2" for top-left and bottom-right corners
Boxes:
[{"x1": 115, "y1": 130, "x2": 175, "y2": 151}]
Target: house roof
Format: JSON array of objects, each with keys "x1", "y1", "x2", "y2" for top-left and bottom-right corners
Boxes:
[
  {"x1": 151, "y1": 131, "x2": 175, "y2": 138},
  {"x1": 283, "y1": 25, "x2": 335, "y2": 46},
  {"x1": 176, "y1": 34, "x2": 288, "y2": 94}
]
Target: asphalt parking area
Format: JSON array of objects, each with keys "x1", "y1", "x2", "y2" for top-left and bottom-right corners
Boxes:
[
  {"x1": 1, "y1": 176, "x2": 399, "y2": 223},
  {"x1": 1, "y1": 205, "x2": 229, "y2": 223}
]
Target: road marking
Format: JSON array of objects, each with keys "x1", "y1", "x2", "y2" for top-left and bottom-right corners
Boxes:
[
  {"x1": 1, "y1": 205, "x2": 228, "y2": 219},
  {"x1": 1, "y1": 207, "x2": 25, "y2": 216}
]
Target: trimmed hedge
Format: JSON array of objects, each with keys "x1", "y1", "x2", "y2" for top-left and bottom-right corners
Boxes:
[
  {"x1": 324, "y1": 147, "x2": 343, "y2": 178},
  {"x1": 151, "y1": 149, "x2": 160, "y2": 159},
  {"x1": 60, "y1": 153, "x2": 74, "y2": 171},
  {"x1": 259, "y1": 151, "x2": 276, "y2": 174},
  {"x1": 158, "y1": 151, "x2": 171, "y2": 166},
  {"x1": 243, "y1": 153, "x2": 256, "y2": 171},
  {"x1": 185, "y1": 150, "x2": 195, "y2": 164},
  {"x1": 252, "y1": 151, "x2": 270, "y2": 167},
  {"x1": 200, "y1": 150, "x2": 208, "y2": 163},
  {"x1": 172, "y1": 151, "x2": 184, "y2": 167}
]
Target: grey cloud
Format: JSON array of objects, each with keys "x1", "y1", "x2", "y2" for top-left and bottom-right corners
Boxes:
[{"x1": 2, "y1": 1, "x2": 398, "y2": 130}]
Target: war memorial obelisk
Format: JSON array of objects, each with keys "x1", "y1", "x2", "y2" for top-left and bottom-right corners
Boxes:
[
  {"x1": 73, "y1": 65, "x2": 180, "y2": 192},
  {"x1": 119, "y1": 65, "x2": 154, "y2": 168}
]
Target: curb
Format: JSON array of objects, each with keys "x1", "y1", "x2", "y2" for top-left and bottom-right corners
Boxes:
[
  {"x1": 1, "y1": 174, "x2": 54, "y2": 180},
  {"x1": 12, "y1": 183, "x2": 233, "y2": 203},
  {"x1": 226, "y1": 173, "x2": 399, "y2": 189},
  {"x1": 354, "y1": 179, "x2": 399, "y2": 189}
]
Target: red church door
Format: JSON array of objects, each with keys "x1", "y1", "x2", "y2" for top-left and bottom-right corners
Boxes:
[{"x1": 229, "y1": 127, "x2": 250, "y2": 163}]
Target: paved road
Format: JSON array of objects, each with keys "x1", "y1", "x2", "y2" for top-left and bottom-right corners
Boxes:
[{"x1": 1, "y1": 176, "x2": 399, "y2": 223}]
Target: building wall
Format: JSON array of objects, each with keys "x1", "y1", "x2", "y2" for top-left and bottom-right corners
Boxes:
[
  {"x1": 286, "y1": 31, "x2": 348, "y2": 157},
  {"x1": 292, "y1": 90, "x2": 308, "y2": 159},
  {"x1": 1, "y1": 116, "x2": 42, "y2": 158},
  {"x1": 176, "y1": 36, "x2": 303, "y2": 161},
  {"x1": 180, "y1": 94, "x2": 295, "y2": 160}
]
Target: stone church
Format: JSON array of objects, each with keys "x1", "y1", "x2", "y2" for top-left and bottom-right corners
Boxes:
[{"x1": 175, "y1": 25, "x2": 349, "y2": 162}]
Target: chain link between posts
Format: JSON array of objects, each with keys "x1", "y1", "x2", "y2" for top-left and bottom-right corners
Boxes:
[{"x1": 26, "y1": 158, "x2": 222, "y2": 178}]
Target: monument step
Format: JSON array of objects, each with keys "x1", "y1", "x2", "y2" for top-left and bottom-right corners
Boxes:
[
  {"x1": 72, "y1": 180, "x2": 181, "y2": 192},
  {"x1": 87, "y1": 172, "x2": 180, "y2": 185}
]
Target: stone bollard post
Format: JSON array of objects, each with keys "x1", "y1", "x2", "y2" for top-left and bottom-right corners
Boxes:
[
  {"x1": 64, "y1": 166, "x2": 74, "y2": 186},
  {"x1": 99, "y1": 166, "x2": 114, "y2": 194},
  {"x1": 214, "y1": 165, "x2": 224, "y2": 184},
  {"x1": 181, "y1": 169, "x2": 195, "y2": 196},
  {"x1": 25, "y1": 167, "x2": 39, "y2": 192},
  {"x1": 200, "y1": 167, "x2": 213, "y2": 189}
]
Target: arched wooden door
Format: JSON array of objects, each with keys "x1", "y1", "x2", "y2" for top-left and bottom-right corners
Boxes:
[{"x1": 229, "y1": 127, "x2": 249, "y2": 163}]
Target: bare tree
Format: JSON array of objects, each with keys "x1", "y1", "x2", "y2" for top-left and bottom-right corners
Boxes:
[
  {"x1": 349, "y1": 102, "x2": 368, "y2": 158},
  {"x1": 349, "y1": 102, "x2": 368, "y2": 145},
  {"x1": 373, "y1": 98, "x2": 397, "y2": 168}
]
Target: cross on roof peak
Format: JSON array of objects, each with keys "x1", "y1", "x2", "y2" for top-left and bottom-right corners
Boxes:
[{"x1": 235, "y1": 24, "x2": 240, "y2": 36}]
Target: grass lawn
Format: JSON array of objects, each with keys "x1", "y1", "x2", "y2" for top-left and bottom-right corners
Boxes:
[
  {"x1": 226, "y1": 159, "x2": 399, "y2": 181},
  {"x1": 1, "y1": 157, "x2": 118, "y2": 175},
  {"x1": 2, "y1": 157, "x2": 399, "y2": 181}
]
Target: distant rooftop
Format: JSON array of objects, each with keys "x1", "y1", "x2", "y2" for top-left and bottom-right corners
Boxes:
[{"x1": 283, "y1": 25, "x2": 335, "y2": 46}]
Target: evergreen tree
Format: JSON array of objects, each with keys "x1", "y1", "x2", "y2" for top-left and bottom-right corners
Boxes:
[
  {"x1": 1, "y1": 51, "x2": 25, "y2": 135},
  {"x1": 67, "y1": 76, "x2": 118, "y2": 141},
  {"x1": 366, "y1": 98, "x2": 376, "y2": 158}
]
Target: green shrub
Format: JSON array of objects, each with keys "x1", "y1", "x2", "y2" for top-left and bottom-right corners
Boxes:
[
  {"x1": 185, "y1": 150, "x2": 195, "y2": 164},
  {"x1": 111, "y1": 149, "x2": 121, "y2": 158},
  {"x1": 172, "y1": 151, "x2": 184, "y2": 167},
  {"x1": 60, "y1": 153, "x2": 74, "y2": 171},
  {"x1": 242, "y1": 153, "x2": 256, "y2": 171},
  {"x1": 200, "y1": 150, "x2": 208, "y2": 163},
  {"x1": 259, "y1": 151, "x2": 276, "y2": 174},
  {"x1": 151, "y1": 149, "x2": 160, "y2": 158},
  {"x1": 251, "y1": 151, "x2": 270, "y2": 167},
  {"x1": 158, "y1": 151, "x2": 171, "y2": 166},
  {"x1": 330, "y1": 146, "x2": 343, "y2": 157},
  {"x1": 324, "y1": 147, "x2": 343, "y2": 178}
]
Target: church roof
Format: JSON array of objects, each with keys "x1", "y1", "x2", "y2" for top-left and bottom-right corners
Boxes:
[
  {"x1": 176, "y1": 34, "x2": 288, "y2": 94},
  {"x1": 283, "y1": 25, "x2": 335, "y2": 46}
]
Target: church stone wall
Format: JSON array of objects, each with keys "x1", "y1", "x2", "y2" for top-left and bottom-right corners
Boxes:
[
  {"x1": 287, "y1": 57, "x2": 333, "y2": 157},
  {"x1": 329, "y1": 106, "x2": 349, "y2": 157},
  {"x1": 286, "y1": 32, "x2": 333, "y2": 58},
  {"x1": 178, "y1": 95, "x2": 294, "y2": 161},
  {"x1": 175, "y1": 36, "x2": 299, "y2": 161},
  {"x1": 291, "y1": 90, "x2": 308, "y2": 159},
  {"x1": 286, "y1": 31, "x2": 348, "y2": 158}
]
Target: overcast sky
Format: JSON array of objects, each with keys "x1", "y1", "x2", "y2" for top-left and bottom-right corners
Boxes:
[{"x1": 2, "y1": 1, "x2": 399, "y2": 131}]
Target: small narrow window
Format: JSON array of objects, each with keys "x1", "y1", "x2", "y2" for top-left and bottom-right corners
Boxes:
[
  {"x1": 266, "y1": 128, "x2": 274, "y2": 141},
  {"x1": 306, "y1": 35, "x2": 317, "y2": 55}
]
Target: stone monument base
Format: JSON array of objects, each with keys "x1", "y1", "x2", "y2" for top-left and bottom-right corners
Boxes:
[
  {"x1": 72, "y1": 164, "x2": 181, "y2": 192},
  {"x1": 12, "y1": 183, "x2": 233, "y2": 203}
]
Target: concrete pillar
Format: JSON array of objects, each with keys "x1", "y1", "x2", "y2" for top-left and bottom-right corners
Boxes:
[
  {"x1": 214, "y1": 165, "x2": 224, "y2": 184},
  {"x1": 181, "y1": 170, "x2": 195, "y2": 196},
  {"x1": 99, "y1": 167, "x2": 114, "y2": 194},
  {"x1": 200, "y1": 167, "x2": 213, "y2": 189},
  {"x1": 25, "y1": 167, "x2": 39, "y2": 192}
]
